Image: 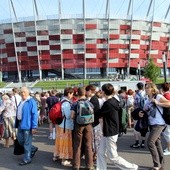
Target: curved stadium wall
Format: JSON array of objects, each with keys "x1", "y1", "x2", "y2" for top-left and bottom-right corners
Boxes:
[{"x1": 0, "y1": 17, "x2": 170, "y2": 80}]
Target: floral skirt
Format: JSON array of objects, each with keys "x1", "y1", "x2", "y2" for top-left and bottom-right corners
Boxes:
[
  {"x1": 3, "y1": 116, "x2": 16, "y2": 139},
  {"x1": 54, "y1": 125, "x2": 73, "y2": 159}
]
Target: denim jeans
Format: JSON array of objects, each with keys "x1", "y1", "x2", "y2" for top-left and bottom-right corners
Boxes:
[
  {"x1": 147, "y1": 125, "x2": 165, "y2": 168},
  {"x1": 17, "y1": 128, "x2": 32, "y2": 162}
]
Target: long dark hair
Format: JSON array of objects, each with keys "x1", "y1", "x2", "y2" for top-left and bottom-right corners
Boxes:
[{"x1": 161, "y1": 82, "x2": 170, "y2": 92}]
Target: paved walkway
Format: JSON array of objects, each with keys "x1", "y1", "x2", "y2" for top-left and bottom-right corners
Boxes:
[{"x1": 0, "y1": 123, "x2": 170, "y2": 170}]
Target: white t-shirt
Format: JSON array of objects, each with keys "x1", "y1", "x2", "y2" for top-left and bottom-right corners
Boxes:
[{"x1": 127, "y1": 95, "x2": 134, "y2": 107}]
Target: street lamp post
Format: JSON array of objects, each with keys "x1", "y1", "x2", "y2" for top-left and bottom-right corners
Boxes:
[
  {"x1": 162, "y1": 53, "x2": 167, "y2": 83},
  {"x1": 138, "y1": 62, "x2": 141, "y2": 81}
]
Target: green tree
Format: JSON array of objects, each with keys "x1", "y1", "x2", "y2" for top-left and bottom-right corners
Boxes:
[{"x1": 143, "y1": 58, "x2": 161, "y2": 83}]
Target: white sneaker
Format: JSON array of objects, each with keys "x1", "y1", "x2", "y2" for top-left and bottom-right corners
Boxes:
[
  {"x1": 48, "y1": 135, "x2": 53, "y2": 140},
  {"x1": 132, "y1": 164, "x2": 138, "y2": 170},
  {"x1": 163, "y1": 150, "x2": 170, "y2": 156},
  {"x1": 164, "y1": 148, "x2": 168, "y2": 152},
  {"x1": 150, "y1": 167, "x2": 161, "y2": 170},
  {"x1": 61, "y1": 160, "x2": 71, "y2": 166}
]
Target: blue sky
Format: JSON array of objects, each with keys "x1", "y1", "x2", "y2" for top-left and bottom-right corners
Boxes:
[{"x1": 0, "y1": 0, "x2": 169, "y2": 22}]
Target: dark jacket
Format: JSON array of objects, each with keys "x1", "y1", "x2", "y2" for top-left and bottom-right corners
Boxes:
[
  {"x1": 46, "y1": 96, "x2": 58, "y2": 110},
  {"x1": 99, "y1": 97, "x2": 119, "y2": 137},
  {"x1": 90, "y1": 95, "x2": 100, "y2": 127}
]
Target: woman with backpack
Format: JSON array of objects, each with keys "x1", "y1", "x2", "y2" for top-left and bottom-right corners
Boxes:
[
  {"x1": 53, "y1": 87, "x2": 74, "y2": 166},
  {"x1": 141, "y1": 82, "x2": 170, "y2": 170}
]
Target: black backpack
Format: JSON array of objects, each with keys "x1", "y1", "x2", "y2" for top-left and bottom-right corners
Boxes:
[
  {"x1": 154, "y1": 95, "x2": 170, "y2": 125},
  {"x1": 162, "y1": 107, "x2": 170, "y2": 125},
  {"x1": 156, "y1": 105, "x2": 170, "y2": 125}
]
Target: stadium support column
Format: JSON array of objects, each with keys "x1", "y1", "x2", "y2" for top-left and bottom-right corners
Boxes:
[
  {"x1": 127, "y1": 0, "x2": 134, "y2": 77},
  {"x1": 148, "y1": 0, "x2": 155, "y2": 59},
  {"x1": 12, "y1": 27, "x2": 21, "y2": 83},
  {"x1": 162, "y1": 53, "x2": 167, "y2": 83},
  {"x1": 164, "y1": 4, "x2": 170, "y2": 20},
  {"x1": 83, "y1": 0, "x2": 86, "y2": 79},
  {"x1": 9, "y1": 0, "x2": 21, "y2": 82},
  {"x1": 33, "y1": 0, "x2": 42, "y2": 81},
  {"x1": 106, "y1": 0, "x2": 110, "y2": 78},
  {"x1": 58, "y1": 0, "x2": 64, "y2": 80}
]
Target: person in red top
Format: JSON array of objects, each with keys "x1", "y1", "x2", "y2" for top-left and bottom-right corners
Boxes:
[
  {"x1": 160, "y1": 82, "x2": 170, "y2": 156},
  {"x1": 161, "y1": 83, "x2": 170, "y2": 100},
  {"x1": 72, "y1": 87, "x2": 79, "y2": 103}
]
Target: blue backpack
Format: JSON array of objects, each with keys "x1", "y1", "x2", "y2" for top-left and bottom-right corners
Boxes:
[
  {"x1": 136, "y1": 92, "x2": 145, "y2": 109},
  {"x1": 76, "y1": 100, "x2": 94, "y2": 125}
]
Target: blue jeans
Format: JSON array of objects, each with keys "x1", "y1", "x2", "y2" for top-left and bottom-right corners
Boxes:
[{"x1": 17, "y1": 128, "x2": 37, "y2": 162}]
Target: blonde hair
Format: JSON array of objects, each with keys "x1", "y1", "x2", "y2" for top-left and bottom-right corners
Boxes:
[
  {"x1": 146, "y1": 82, "x2": 159, "y2": 95},
  {"x1": 2, "y1": 94, "x2": 10, "y2": 100}
]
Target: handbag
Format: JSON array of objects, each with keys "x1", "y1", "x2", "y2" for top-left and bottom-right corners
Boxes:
[{"x1": 13, "y1": 139, "x2": 24, "y2": 155}]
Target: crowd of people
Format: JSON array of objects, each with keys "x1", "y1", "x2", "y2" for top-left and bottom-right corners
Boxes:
[{"x1": 0, "y1": 82, "x2": 170, "y2": 170}]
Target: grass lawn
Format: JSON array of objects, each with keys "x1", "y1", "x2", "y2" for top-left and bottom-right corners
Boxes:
[
  {"x1": 155, "y1": 77, "x2": 170, "y2": 84},
  {"x1": 34, "y1": 79, "x2": 90, "y2": 90},
  {"x1": 0, "y1": 82, "x2": 6, "y2": 88},
  {"x1": 34, "y1": 77, "x2": 170, "y2": 90}
]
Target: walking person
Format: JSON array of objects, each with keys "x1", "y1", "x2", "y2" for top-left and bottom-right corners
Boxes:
[
  {"x1": 0, "y1": 94, "x2": 16, "y2": 148},
  {"x1": 39, "y1": 92, "x2": 47, "y2": 125},
  {"x1": 11, "y1": 87, "x2": 22, "y2": 140},
  {"x1": 16, "y1": 87, "x2": 38, "y2": 166},
  {"x1": 143, "y1": 82, "x2": 170, "y2": 170},
  {"x1": 46, "y1": 90, "x2": 59, "y2": 139},
  {"x1": 85, "y1": 85, "x2": 101, "y2": 161},
  {"x1": 11, "y1": 87, "x2": 22, "y2": 109},
  {"x1": 96, "y1": 83, "x2": 138, "y2": 170},
  {"x1": 131, "y1": 82, "x2": 147, "y2": 148},
  {"x1": 53, "y1": 87, "x2": 74, "y2": 166}
]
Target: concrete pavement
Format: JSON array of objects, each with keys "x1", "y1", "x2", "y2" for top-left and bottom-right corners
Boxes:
[{"x1": 0, "y1": 123, "x2": 170, "y2": 170}]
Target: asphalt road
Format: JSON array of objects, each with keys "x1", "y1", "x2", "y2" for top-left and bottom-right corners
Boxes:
[{"x1": 0, "y1": 123, "x2": 170, "y2": 170}]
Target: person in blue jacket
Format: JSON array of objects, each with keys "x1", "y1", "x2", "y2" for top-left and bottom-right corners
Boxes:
[{"x1": 16, "y1": 87, "x2": 38, "y2": 166}]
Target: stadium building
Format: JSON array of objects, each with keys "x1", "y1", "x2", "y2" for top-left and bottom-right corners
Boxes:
[{"x1": 0, "y1": 0, "x2": 170, "y2": 82}]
